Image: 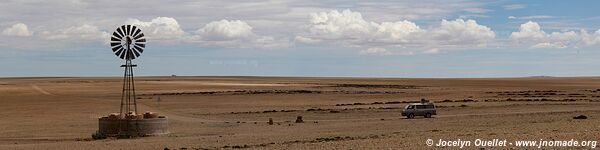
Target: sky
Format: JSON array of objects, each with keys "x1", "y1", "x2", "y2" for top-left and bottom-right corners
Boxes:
[{"x1": 1, "y1": 0, "x2": 600, "y2": 78}]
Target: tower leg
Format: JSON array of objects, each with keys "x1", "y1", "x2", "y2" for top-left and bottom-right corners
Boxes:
[{"x1": 118, "y1": 60, "x2": 138, "y2": 136}]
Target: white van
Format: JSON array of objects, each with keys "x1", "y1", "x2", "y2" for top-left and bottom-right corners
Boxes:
[{"x1": 401, "y1": 102, "x2": 436, "y2": 118}]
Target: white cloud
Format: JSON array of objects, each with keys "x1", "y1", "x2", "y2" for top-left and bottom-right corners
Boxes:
[
  {"x1": 581, "y1": 29, "x2": 600, "y2": 46},
  {"x1": 125, "y1": 17, "x2": 186, "y2": 41},
  {"x1": 424, "y1": 48, "x2": 440, "y2": 54},
  {"x1": 508, "y1": 15, "x2": 555, "y2": 20},
  {"x1": 298, "y1": 9, "x2": 424, "y2": 46},
  {"x1": 375, "y1": 21, "x2": 424, "y2": 43},
  {"x1": 40, "y1": 24, "x2": 108, "y2": 41},
  {"x1": 197, "y1": 19, "x2": 254, "y2": 41},
  {"x1": 294, "y1": 36, "x2": 321, "y2": 44},
  {"x1": 0, "y1": 1, "x2": 494, "y2": 51},
  {"x1": 510, "y1": 21, "x2": 581, "y2": 48},
  {"x1": 359, "y1": 47, "x2": 392, "y2": 55},
  {"x1": 531, "y1": 42, "x2": 567, "y2": 49},
  {"x1": 297, "y1": 9, "x2": 495, "y2": 53},
  {"x1": 306, "y1": 9, "x2": 377, "y2": 40},
  {"x1": 2, "y1": 23, "x2": 32, "y2": 37},
  {"x1": 510, "y1": 21, "x2": 546, "y2": 40},
  {"x1": 503, "y1": 4, "x2": 526, "y2": 10},
  {"x1": 463, "y1": 8, "x2": 490, "y2": 14},
  {"x1": 122, "y1": 17, "x2": 289, "y2": 48},
  {"x1": 431, "y1": 19, "x2": 495, "y2": 47},
  {"x1": 193, "y1": 19, "x2": 289, "y2": 48}
]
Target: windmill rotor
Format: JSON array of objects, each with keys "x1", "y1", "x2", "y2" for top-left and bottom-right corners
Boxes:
[{"x1": 110, "y1": 25, "x2": 146, "y2": 60}]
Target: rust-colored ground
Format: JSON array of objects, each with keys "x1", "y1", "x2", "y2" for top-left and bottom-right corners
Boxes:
[{"x1": 1, "y1": 76, "x2": 599, "y2": 149}]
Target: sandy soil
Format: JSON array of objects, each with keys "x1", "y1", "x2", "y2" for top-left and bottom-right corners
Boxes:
[{"x1": 1, "y1": 76, "x2": 600, "y2": 149}]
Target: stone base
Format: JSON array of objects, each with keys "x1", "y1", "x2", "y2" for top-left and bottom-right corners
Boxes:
[{"x1": 98, "y1": 116, "x2": 169, "y2": 136}]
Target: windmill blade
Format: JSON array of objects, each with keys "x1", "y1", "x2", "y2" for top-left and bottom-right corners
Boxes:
[
  {"x1": 136, "y1": 38, "x2": 146, "y2": 43},
  {"x1": 133, "y1": 44, "x2": 144, "y2": 51},
  {"x1": 133, "y1": 28, "x2": 141, "y2": 37},
  {"x1": 133, "y1": 48, "x2": 141, "y2": 57},
  {"x1": 134, "y1": 33, "x2": 144, "y2": 40},
  {"x1": 115, "y1": 47, "x2": 124, "y2": 57},
  {"x1": 110, "y1": 42, "x2": 121, "y2": 48},
  {"x1": 120, "y1": 49, "x2": 127, "y2": 59},
  {"x1": 126, "y1": 25, "x2": 131, "y2": 36},
  {"x1": 112, "y1": 32, "x2": 122, "y2": 39},
  {"x1": 111, "y1": 37, "x2": 121, "y2": 42},
  {"x1": 131, "y1": 26, "x2": 137, "y2": 35},
  {"x1": 134, "y1": 43, "x2": 145, "y2": 48},
  {"x1": 115, "y1": 48, "x2": 124, "y2": 57},
  {"x1": 134, "y1": 45, "x2": 144, "y2": 53},
  {"x1": 112, "y1": 45, "x2": 123, "y2": 52},
  {"x1": 120, "y1": 26, "x2": 127, "y2": 37},
  {"x1": 116, "y1": 27, "x2": 125, "y2": 38}
]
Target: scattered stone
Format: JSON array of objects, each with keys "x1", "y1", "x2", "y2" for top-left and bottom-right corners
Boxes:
[
  {"x1": 442, "y1": 99, "x2": 453, "y2": 102},
  {"x1": 573, "y1": 115, "x2": 588, "y2": 119},
  {"x1": 295, "y1": 116, "x2": 304, "y2": 123},
  {"x1": 263, "y1": 110, "x2": 277, "y2": 113}
]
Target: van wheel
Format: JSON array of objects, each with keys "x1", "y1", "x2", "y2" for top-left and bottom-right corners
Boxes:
[
  {"x1": 408, "y1": 113, "x2": 415, "y2": 119},
  {"x1": 425, "y1": 113, "x2": 432, "y2": 118}
]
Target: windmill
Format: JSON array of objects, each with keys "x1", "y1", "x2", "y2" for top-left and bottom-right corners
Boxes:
[
  {"x1": 110, "y1": 25, "x2": 146, "y2": 118},
  {"x1": 97, "y1": 25, "x2": 168, "y2": 137}
]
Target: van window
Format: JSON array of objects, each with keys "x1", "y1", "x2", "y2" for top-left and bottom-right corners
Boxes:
[
  {"x1": 407, "y1": 105, "x2": 415, "y2": 109},
  {"x1": 416, "y1": 105, "x2": 426, "y2": 109}
]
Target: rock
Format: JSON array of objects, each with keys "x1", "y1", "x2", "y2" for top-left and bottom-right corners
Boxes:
[
  {"x1": 573, "y1": 115, "x2": 588, "y2": 119},
  {"x1": 295, "y1": 116, "x2": 304, "y2": 123},
  {"x1": 268, "y1": 118, "x2": 274, "y2": 125}
]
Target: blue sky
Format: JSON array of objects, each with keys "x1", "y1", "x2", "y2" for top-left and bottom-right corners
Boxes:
[{"x1": 0, "y1": 0, "x2": 599, "y2": 77}]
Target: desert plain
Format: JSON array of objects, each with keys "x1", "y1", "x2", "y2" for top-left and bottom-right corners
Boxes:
[{"x1": 1, "y1": 76, "x2": 600, "y2": 149}]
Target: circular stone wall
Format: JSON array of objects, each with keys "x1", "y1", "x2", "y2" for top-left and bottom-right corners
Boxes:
[{"x1": 98, "y1": 117, "x2": 169, "y2": 136}]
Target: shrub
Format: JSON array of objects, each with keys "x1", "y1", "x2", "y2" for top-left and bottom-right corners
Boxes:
[
  {"x1": 573, "y1": 115, "x2": 588, "y2": 119},
  {"x1": 91, "y1": 131, "x2": 107, "y2": 140}
]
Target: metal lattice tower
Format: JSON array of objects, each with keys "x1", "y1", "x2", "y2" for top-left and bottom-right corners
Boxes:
[
  {"x1": 120, "y1": 60, "x2": 137, "y2": 117},
  {"x1": 110, "y1": 25, "x2": 146, "y2": 118}
]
